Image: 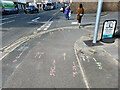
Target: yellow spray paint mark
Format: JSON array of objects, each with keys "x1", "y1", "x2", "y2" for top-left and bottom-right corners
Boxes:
[{"x1": 63, "y1": 53, "x2": 66, "y2": 60}]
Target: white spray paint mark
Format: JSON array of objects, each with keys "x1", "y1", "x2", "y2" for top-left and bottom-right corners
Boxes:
[
  {"x1": 35, "y1": 52, "x2": 45, "y2": 58},
  {"x1": 39, "y1": 55, "x2": 41, "y2": 59},
  {"x1": 81, "y1": 55, "x2": 86, "y2": 61},
  {"x1": 35, "y1": 52, "x2": 40, "y2": 58}
]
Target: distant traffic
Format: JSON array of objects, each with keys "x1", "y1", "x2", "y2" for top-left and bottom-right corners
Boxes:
[
  {"x1": 0, "y1": 0, "x2": 61, "y2": 15},
  {"x1": 0, "y1": 1, "x2": 18, "y2": 14}
]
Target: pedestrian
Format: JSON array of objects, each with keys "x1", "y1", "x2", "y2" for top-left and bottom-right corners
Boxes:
[
  {"x1": 77, "y1": 4, "x2": 84, "y2": 28},
  {"x1": 65, "y1": 6, "x2": 69, "y2": 20},
  {"x1": 63, "y1": 5, "x2": 65, "y2": 13}
]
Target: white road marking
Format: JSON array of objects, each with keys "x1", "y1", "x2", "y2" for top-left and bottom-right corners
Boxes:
[
  {"x1": 71, "y1": 22, "x2": 78, "y2": 24},
  {"x1": 44, "y1": 28, "x2": 47, "y2": 30},
  {"x1": 16, "y1": 63, "x2": 21, "y2": 69},
  {"x1": 46, "y1": 26, "x2": 50, "y2": 28},
  {"x1": 32, "y1": 17, "x2": 40, "y2": 22},
  {"x1": 43, "y1": 21, "x2": 53, "y2": 30},
  {"x1": 74, "y1": 45, "x2": 90, "y2": 88},
  {"x1": 0, "y1": 53, "x2": 9, "y2": 61},
  {"x1": 37, "y1": 24, "x2": 46, "y2": 31},
  {"x1": 37, "y1": 11, "x2": 59, "y2": 31},
  {"x1": 0, "y1": 20, "x2": 15, "y2": 25},
  {"x1": 1, "y1": 16, "x2": 16, "y2": 21},
  {"x1": 48, "y1": 17, "x2": 54, "y2": 22}
]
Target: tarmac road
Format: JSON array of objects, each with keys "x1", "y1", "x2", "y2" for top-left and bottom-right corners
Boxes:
[
  {"x1": 1, "y1": 9, "x2": 59, "y2": 48},
  {"x1": 2, "y1": 10, "x2": 91, "y2": 88},
  {"x1": 1, "y1": 10, "x2": 119, "y2": 88}
]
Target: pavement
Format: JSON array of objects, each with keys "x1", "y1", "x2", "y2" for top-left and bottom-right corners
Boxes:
[
  {"x1": 73, "y1": 12, "x2": 119, "y2": 88},
  {"x1": 2, "y1": 11, "x2": 119, "y2": 88},
  {"x1": 71, "y1": 11, "x2": 119, "y2": 88},
  {"x1": 74, "y1": 28, "x2": 119, "y2": 88}
]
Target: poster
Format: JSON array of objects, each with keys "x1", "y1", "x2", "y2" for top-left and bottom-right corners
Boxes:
[{"x1": 102, "y1": 20, "x2": 117, "y2": 39}]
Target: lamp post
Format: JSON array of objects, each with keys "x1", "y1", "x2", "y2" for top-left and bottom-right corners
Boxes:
[{"x1": 92, "y1": 0, "x2": 103, "y2": 43}]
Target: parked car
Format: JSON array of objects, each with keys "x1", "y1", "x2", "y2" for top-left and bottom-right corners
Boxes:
[
  {"x1": 1, "y1": 1, "x2": 18, "y2": 14},
  {"x1": 44, "y1": 5, "x2": 49, "y2": 11},
  {"x1": 24, "y1": 5, "x2": 39, "y2": 14},
  {"x1": 44, "y1": 1, "x2": 56, "y2": 11}
]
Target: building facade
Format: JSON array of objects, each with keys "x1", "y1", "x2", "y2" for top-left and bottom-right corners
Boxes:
[{"x1": 71, "y1": 1, "x2": 119, "y2": 13}]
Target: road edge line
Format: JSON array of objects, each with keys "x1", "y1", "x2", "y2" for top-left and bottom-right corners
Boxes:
[{"x1": 74, "y1": 41, "x2": 90, "y2": 89}]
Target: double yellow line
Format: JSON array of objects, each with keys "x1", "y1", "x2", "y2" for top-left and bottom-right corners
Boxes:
[
  {"x1": 1, "y1": 24, "x2": 98, "y2": 61},
  {"x1": 0, "y1": 26, "x2": 78, "y2": 61}
]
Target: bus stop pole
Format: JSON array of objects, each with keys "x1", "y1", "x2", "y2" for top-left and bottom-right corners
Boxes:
[{"x1": 92, "y1": 0, "x2": 103, "y2": 43}]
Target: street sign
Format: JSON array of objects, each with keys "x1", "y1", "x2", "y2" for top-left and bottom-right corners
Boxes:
[{"x1": 101, "y1": 20, "x2": 117, "y2": 43}]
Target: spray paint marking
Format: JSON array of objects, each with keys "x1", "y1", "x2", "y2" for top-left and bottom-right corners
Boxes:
[
  {"x1": 63, "y1": 53, "x2": 66, "y2": 60},
  {"x1": 81, "y1": 55, "x2": 86, "y2": 61},
  {"x1": 50, "y1": 60, "x2": 56, "y2": 76},
  {"x1": 13, "y1": 59, "x2": 17, "y2": 63},
  {"x1": 73, "y1": 61, "x2": 78, "y2": 77},
  {"x1": 93, "y1": 58, "x2": 102, "y2": 70},
  {"x1": 35, "y1": 52, "x2": 45, "y2": 59},
  {"x1": 39, "y1": 55, "x2": 41, "y2": 58},
  {"x1": 13, "y1": 41, "x2": 29, "y2": 63},
  {"x1": 35, "y1": 52, "x2": 40, "y2": 58}
]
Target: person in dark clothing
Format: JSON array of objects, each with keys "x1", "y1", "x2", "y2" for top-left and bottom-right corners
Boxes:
[
  {"x1": 76, "y1": 4, "x2": 84, "y2": 28},
  {"x1": 63, "y1": 5, "x2": 65, "y2": 13}
]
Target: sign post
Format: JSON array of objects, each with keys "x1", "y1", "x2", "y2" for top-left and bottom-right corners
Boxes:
[
  {"x1": 92, "y1": 0, "x2": 103, "y2": 43},
  {"x1": 101, "y1": 20, "x2": 117, "y2": 43}
]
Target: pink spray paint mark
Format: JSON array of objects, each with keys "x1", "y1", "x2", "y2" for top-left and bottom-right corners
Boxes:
[
  {"x1": 73, "y1": 71, "x2": 78, "y2": 77},
  {"x1": 16, "y1": 53, "x2": 22, "y2": 59},
  {"x1": 73, "y1": 61, "x2": 77, "y2": 70},
  {"x1": 13, "y1": 60, "x2": 17, "y2": 63},
  {"x1": 52, "y1": 60, "x2": 55, "y2": 66},
  {"x1": 72, "y1": 61, "x2": 78, "y2": 77},
  {"x1": 14, "y1": 53, "x2": 23, "y2": 63},
  {"x1": 50, "y1": 60, "x2": 56, "y2": 76},
  {"x1": 73, "y1": 65, "x2": 77, "y2": 71},
  {"x1": 50, "y1": 67, "x2": 56, "y2": 76}
]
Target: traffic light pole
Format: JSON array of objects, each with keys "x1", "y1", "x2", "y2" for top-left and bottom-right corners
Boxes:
[{"x1": 92, "y1": 0, "x2": 103, "y2": 43}]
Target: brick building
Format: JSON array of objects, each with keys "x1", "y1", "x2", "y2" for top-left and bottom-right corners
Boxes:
[{"x1": 71, "y1": 1, "x2": 119, "y2": 13}]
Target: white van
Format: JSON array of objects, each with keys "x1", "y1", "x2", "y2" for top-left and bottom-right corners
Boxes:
[{"x1": 0, "y1": 1, "x2": 18, "y2": 14}]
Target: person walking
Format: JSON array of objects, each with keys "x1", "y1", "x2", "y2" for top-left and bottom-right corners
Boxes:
[
  {"x1": 65, "y1": 6, "x2": 69, "y2": 20},
  {"x1": 63, "y1": 5, "x2": 65, "y2": 13},
  {"x1": 68, "y1": 6, "x2": 71, "y2": 18},
  {"x1": 77, "y1": 4, "x2": 84, "y2": 28}
]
